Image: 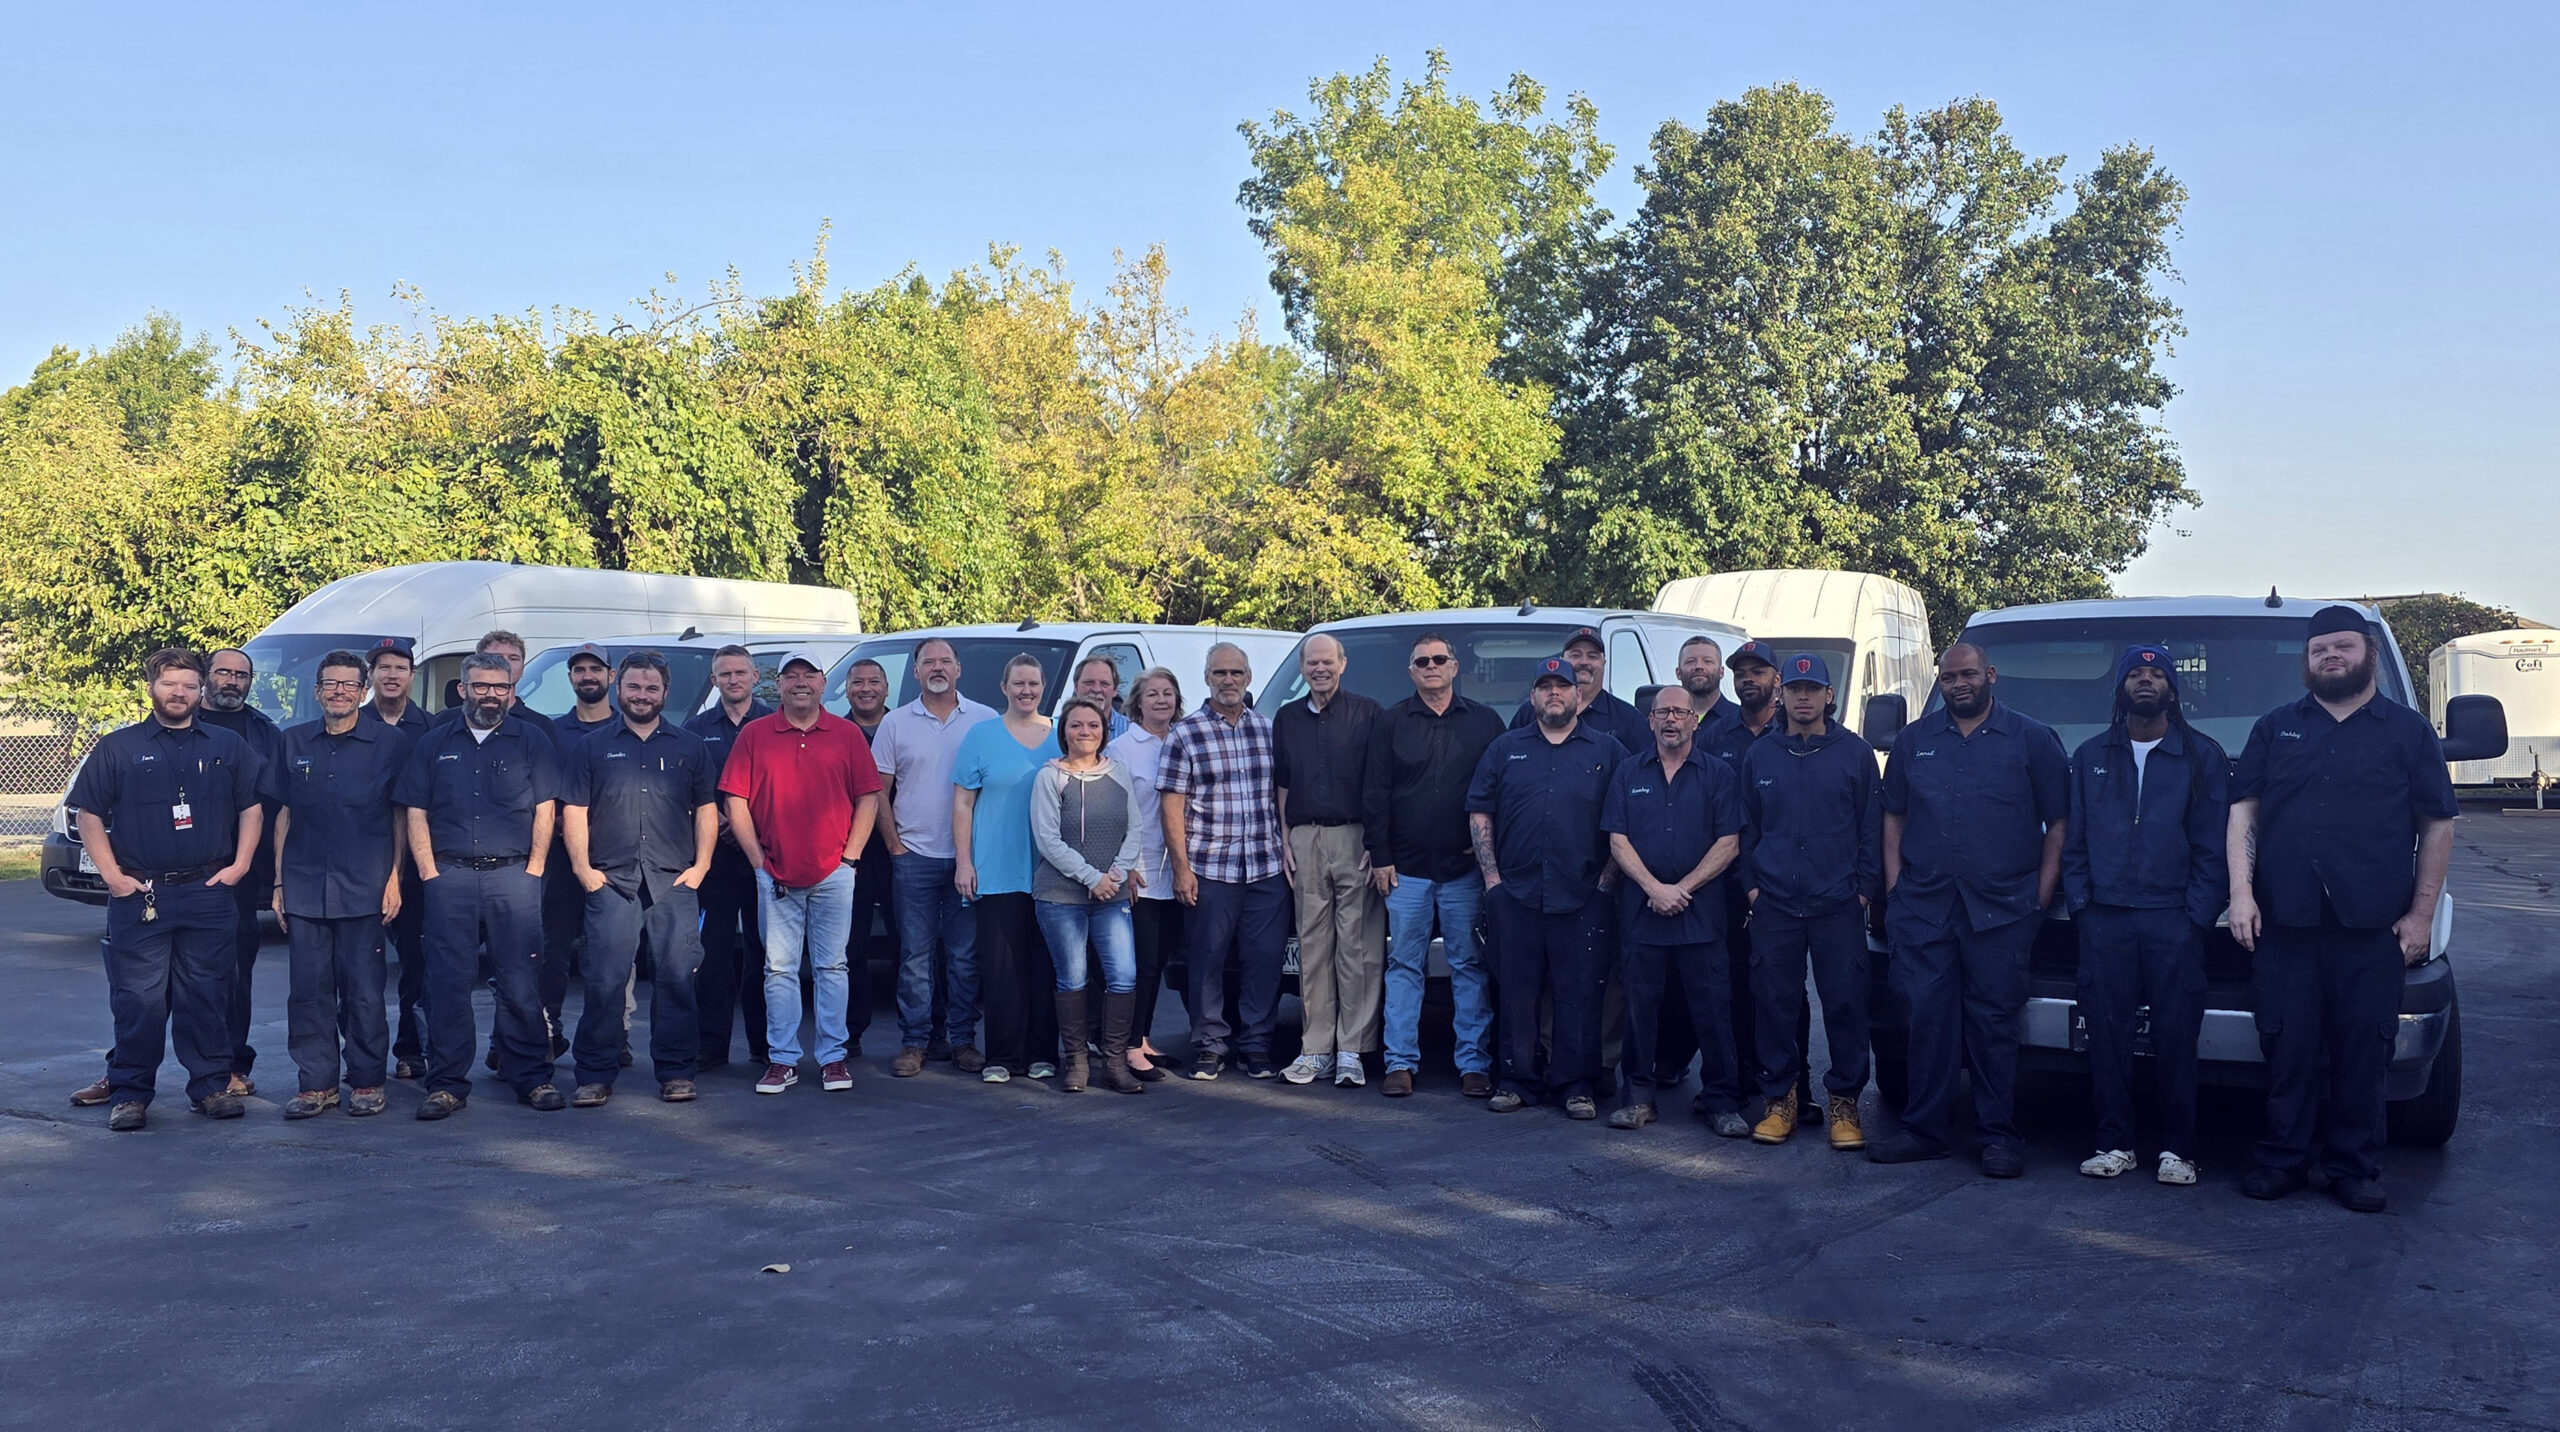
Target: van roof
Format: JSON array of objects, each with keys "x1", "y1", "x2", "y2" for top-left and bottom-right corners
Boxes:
[
  {"x1": 1961, "y1": 594, "x2": 2383, "y2": 626},
  {"x1": 1307, "y1": 606, "x2": 1746, "y2": 637},
  {"x1": 262, "y1": 562, "x2": 861, "y2": 646},
  {"x1": 1653, "y1": 569, "x2": 1926, "y2": 627},
  {"x1": 852, "y1": 621, "x2": 1296, "y2": 641}
]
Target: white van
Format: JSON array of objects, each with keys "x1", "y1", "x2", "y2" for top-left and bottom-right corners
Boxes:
[
  {"x1": 1257, "y1": 605, "x2": 1748, "y2": 714},
  {"x1": 2429, "y1": 629, "x2": 2558, "y2": 788},
  {"x1": 823, "y1": 622, "x2": 1300, "y2": 719},
  {"x1": 238, "y1": 561, "x2": 861, "y2": 724},
  {"x1": 1653, "y1": 569, "x2": 1932, "y2": 728},
  {"x1": 514, "y1": 632, "x2": 867, "y2": 723}
]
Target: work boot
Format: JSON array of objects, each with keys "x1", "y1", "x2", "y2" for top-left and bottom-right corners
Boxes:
[
  {"x1": 1826, "y1": 1095, "x2": 1866, "y2": 1151},
  {"x1": 891, "y1": 1047, "x2": 927, "y2": 1078},
  {"x1": 346, "y1": 1088, "x2": 386, "y2": 1117},
  {"x1": 1054, "y1": 992, "x2": 1089, "y2": 1093},
  {"x1": 1097, "y1": 992, "x2": 1144, "y2": 1095},
  {"x1": 572, "y1": 1083, "x2": 611, "y2": 1108},
  {"x1": 1752, "y1": 1089, "x2": 1797, "y2": 1145},
  {"x1": 283, "y1": 1089, "x2": 339, "y2": 1120},
  {"x1": 951, "y1": 1045, "x2": 986, "y2": 1074},
  {"x1": 1608, "y1": 1102, "x2": 1657, "y2": 1130},
  {"x1": 108, "y1": 1102, "x2": 147, "y2": 1131}
]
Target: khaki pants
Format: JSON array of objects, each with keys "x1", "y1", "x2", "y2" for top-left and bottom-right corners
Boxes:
[{"x1": 1287, "y1": 823, "x2": 1385, "y2": 1056}]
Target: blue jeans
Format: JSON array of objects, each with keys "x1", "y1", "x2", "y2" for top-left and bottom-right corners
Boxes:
[
  {"x1": 758, "y1": 866, "x2": 855, "y2": 1067},
  {"x1": 1382, "y1": 873, "x2": 1490, "y2": 1075},
  {"x1": 1034, "y1": 899, "x2": 1136, "y2": 993},
  {"x1": 891, "y1": 853, "x2": 979, "y2": 1050}
]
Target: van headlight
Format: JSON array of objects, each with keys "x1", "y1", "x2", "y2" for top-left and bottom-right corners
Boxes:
[{"x1": 51, "y1": 802, "x2": 71, "y2": 838}]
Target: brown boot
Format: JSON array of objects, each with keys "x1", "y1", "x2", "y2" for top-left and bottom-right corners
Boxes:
[
  {"x1": 1053, "y1": 992, "x2": 1088, "y2": 1092},
  {"x1": 1099, "y1": 991, "x2": 1144, "y2": 1095}
]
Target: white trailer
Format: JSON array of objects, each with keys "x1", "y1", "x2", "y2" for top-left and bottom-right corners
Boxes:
[
  {"x1": 2430, "y1": 629, "x2": 2560, "y2": 788},
  {"x1": 1653, "y1": 568, "x2": 1933, "y2": 728}
]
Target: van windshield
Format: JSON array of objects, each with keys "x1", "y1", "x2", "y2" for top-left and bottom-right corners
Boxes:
[
  {"x1": 516, "y1": 645, "x2": 717, "y2": 722},
  {"x1": 240, "y1": 633, "x2": 403, "y2": 725},
  {"x1": 1939, "y1": 615, "x2": 2412, "y2": 752},
  {"x1": 826, "y1": 638, "x2": 1080, "y2": 716},
  {"x1": 1257, "y1": 623, "x2": 1589, "y2": 717}
]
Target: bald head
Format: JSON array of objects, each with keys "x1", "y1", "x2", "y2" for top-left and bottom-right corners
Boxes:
[{"x1": 1299, "y1": 633, "x2": 1346, "y2": 702}]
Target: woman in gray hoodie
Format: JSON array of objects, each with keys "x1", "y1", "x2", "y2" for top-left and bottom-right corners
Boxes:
[{"x1": 1030, "y1": 697, "x2": 1146, "y2": 1093}]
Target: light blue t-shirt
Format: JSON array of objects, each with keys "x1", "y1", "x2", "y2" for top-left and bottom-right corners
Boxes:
[{"x1": 953, "y1": 718, "x2": 1052, "y2": 896}]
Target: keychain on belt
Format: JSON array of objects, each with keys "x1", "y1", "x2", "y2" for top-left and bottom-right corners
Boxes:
[{"x1": 141, "y1": 881, "x2": 158, "y2": 923}]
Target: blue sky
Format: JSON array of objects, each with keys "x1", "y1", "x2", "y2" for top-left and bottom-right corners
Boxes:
[{"x1": 5, "y1": 2, "x2": 2553, "y2": 625}]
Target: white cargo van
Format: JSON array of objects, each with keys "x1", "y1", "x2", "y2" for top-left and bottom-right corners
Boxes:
[
  {"x1": 1653, "y1": 569, "x2": 1932, "y2": 729},
  {"x1": 2429, "y1": 628, "x2": 2558, "y2": 789},
  {"x1": 237, "y1": 562, "x2": 860, "y2": 724},
  {"x1": 514, "y1": 632, "x2": 867, "y2": 722},
  {"x1": 824, "y1": 622, "x2": 1300, "y2": 719}
]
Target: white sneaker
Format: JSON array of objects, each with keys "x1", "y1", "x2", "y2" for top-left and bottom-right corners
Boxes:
[
  {"x1": 2157, "y1": 1152, "x2": 2199, "y2": 1186},
  {"x1": 2079, "y1": 1148, "x2": 2137, "y2": 1178},
  {"x1": 1028, "y1": 1061, "x2": 1057, "y2": 1080},
  {"x1": 1280, "y1": 1054, "x2": 1329, "y2": 1086},
  {"x1": 981, "y1": 1065, "x2": 1011, "y2": 1084},
  {"x1": 1334, "y1": 1053, "x2": 1366, "y2": 1088}
]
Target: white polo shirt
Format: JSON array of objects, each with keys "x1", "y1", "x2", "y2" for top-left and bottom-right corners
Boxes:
[{"x1": 867, "y1": 694, "x2": 998, "y2": 859}]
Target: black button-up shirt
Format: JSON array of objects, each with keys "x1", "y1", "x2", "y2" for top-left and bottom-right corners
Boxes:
[
  {"x1": 265, "y1": 717, "x2": 413, "y2": 918},
  {"x1": 1512, "y1": 686, "x2": 1652, "y2": 758},
  {"x1": 198, "y1": 704, "x2": 285, "y2": 879},
  {"x1": 1467, "y1": 719, "x2": 1628, "y2": 913},
  {"x1": 1602, "y1": 743, "x2": 1746, "y2": 944},
  {"x1": 2233, "y1": 691, "x2": 2457, "y2": 930},
  {"x1": 1742, "y1": 723, "x2": 1884, "y2": 918},
  {"x1": 1882, "y1": 700, "x2": 2071, "y2": 931},
  {"x1": 1271, "y1": 689, "x2": 1381, "y2": 827},
  {"x1": 1360, "y1": 693, "x2": 1508, "y2": 882},
  {"x1": 564, "y1": 717, "x2": 718, "y2": 895},
  {"x1": 70, "y1": 719, "x2": 262, "y2": 875},
  {"x1": 394, "y1": 715, "x2": 560, "y2": 861},
  {"x1": 685, "y1": 700, "x2": 775, "y2": 773}
]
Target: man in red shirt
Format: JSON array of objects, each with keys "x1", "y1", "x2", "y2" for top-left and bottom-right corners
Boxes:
[{"x1": 717, "y1": 652, "x2": 882, "y2": 1095}]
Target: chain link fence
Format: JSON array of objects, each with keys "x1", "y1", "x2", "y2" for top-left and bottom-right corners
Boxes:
[{"x1": 0, "y1": 714, "x2": 88, "y2": 845}]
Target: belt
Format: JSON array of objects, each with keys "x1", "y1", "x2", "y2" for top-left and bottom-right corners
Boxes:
[
  {"x1": 1294, "y1": 818, "x2": 1358, "y2": 829},
  {"x1": 145, "y1": 864, "x2": 219, "y2": 886},
  {"x1": 435, "y1": 853, "x2": 524, "y2": 870}
]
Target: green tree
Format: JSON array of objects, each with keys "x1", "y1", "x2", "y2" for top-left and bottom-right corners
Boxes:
[{"x1": 2376, "y1": 592, "x2": 2529, "y2": 709}]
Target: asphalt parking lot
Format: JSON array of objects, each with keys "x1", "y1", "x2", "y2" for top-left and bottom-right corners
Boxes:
[{"x1": 3, "y1": 814, "x2": 2555, "y2": 1431}]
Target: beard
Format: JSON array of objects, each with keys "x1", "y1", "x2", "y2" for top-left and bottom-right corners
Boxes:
[
  {"x1": 466, "y1": 699, "x2": 506, "y2": 730},
  {"x1": 2121, "y1": 689, "x2": 2170, "y2": 720},
  {"x1": 203, "y1": 686, "x2": 246, "y2": 712},
  {"x1": 572, "y1": 681, "x2": 609, "y2": 704},
  {"x1": 622, "y1": 698, "x2": 662, "y2": 723},
  {"x1": 1943, "y1": 684, "x2": 1991, "y2": 719},
  {"x1": 2305, "y1": 646, "x2": 2379, "y2": 702}
]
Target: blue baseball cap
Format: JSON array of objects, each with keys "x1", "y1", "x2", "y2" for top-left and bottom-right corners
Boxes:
[
  {"x1": 1780, "y1": 652, "x2": 1832, "y2": 688},
  {"x1": 1531, "y1": 655, "x2": 1577, "y2": 686},
  {"x1": 1729, "y1": 640, "x2": 1781, "y2": 670}
]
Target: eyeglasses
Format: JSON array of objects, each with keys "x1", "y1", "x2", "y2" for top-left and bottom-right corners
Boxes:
[
  {"x1": 465, "y1": 682, "x2": 514, "y2": 696},
  {"x1": 1410, "y1": 654, "x2": 1453, "y2": 667},
  {"x1": 315, "y1": 678, "x2": 363, "y2": 693}
]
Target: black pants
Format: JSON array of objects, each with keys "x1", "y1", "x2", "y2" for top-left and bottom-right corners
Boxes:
[
  {"x1": 694, "y1": 854, "x2": 768, "y2": 1066},
  {"x1": 1890, "y1": 905, "x2": 2039, "y2": 1154},
  {"x1": 224, "y1": 875, "x2": 265, "y2": 1074},
  {"x1": 1186, "y1": 876, "x2": 1289, "y2": 1060},
  {"x1": 388, "y1": 870, "x2": 428, "y2": 1060},
  {"x1": 537, "y1": 848, "x2": 584, "y2": 1047},
  {"x1": 1752, "y1": 903, "x2": 1871, "y2": 1102},
  {"x1": 845, "y1": 846, "x2": 893, "y2": 1049},
  {"x1": 975, "y1": 893, "x2": 1056, "y2": 1073},
  {"x1": 1622, "y1": 939, "x2": 1739, "y2": 1114},
  {"x1": 1653, "y1": 887, "x2": 1808, "y2": 1092},
  {"x1": 286, "y1": 913, "x2": 390, "y2": 1093},
  {"x1": 2077, "y1": 904, "x2": 2205, "y2": 1158},
  {"x1": 423, "y1": 864, "x2": 545, "y2": 1099},
  {"x1": 1488, "y1": 885, "x2": 1605, "y2": 1103},
  {"x1": 578, "y1": 878, "x2": 703, "y2": 1086},
  {"x1": 2253, "y1": 915, "x2": 2401, "y2": 1182},
  {"x1": 105, "y1": 879, "x2": 236, "y2": 1107},
  {"x1": 1132, "y1": 897, "x2": 1183, "y2": 1050}
]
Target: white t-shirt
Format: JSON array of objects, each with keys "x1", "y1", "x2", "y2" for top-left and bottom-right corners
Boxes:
[
  {"x1": 1105, "y1": 723, "x2": 1173, "y2": 900},
  {"x1": 2130, "y1": 737, "x2": 2161, "y2": 796},
  {"x1": 467, "y1": 724, "x2": 495, "y2": 745}
]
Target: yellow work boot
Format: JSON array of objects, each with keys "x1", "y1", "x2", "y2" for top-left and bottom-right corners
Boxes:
[
  {"x1": 1827, "y1": 1095, "x2": 1866, "y2": 1151},
  {"x1": 1751, "y1": 1089, "x2": 1797, "y2": 1145}
]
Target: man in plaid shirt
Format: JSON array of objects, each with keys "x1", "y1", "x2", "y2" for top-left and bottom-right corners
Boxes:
[{"x1": 1160, "y1": 641, "x2": 1288, "y2": 1081}]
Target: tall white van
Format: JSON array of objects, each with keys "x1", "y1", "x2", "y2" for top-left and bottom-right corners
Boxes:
[
  {"x1": 824, "y1": 622, "x2": 1300, "y2": 719},
  {"x1": 2430, "y1": 628, "x2": 2558, "y2": 787},
  {"x1": 1653, "y1": 569, "x2": 1932, "y2": 724},
  {"x1": 239, "y1": 562, "x2": 861, "y2": 723}
]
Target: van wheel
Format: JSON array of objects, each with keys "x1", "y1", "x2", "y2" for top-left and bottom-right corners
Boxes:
[{"x1": 2387, "y1": 995, "x2": 2460, "y2": 1147}]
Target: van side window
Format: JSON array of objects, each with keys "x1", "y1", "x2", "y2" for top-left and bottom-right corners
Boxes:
[
  {"x1": 1608, "y1": 630, "x2": 1650, "y2": 701},
  {"x1": 1084, "y1": 643, "x2": 1145, "y2": 710}
]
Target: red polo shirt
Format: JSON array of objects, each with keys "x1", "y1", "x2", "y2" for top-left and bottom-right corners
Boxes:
[{"x1": 716, "y1": 709, "x2": 882, "y2": 888}]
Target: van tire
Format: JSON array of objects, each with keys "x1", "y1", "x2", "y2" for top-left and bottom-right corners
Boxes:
[{"x1": 2387, "y1": 995, "x2": 2461, "y2": 1147}]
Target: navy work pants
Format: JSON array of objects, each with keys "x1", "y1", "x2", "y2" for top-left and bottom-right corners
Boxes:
[
  {"x1": 1622, "y1": 938, "x2": 1738, "y2": 1114},
  {"x1": 105, "y1": 879, "x2": 237, "y2": 1108},
  {"x1": 1890, "y1": 905, "x2": 2039, "y2": 1154},
  {"x1": 577, "y1": 878, "x2": 703, "y2": 1087},
  {"x1": 694, "y1": 852, "x2": 768, "y2": 1065},
  {"x1": 422, "y1": 863, "x2": 545, "y2": 1099},
  {"x1": 2252, "y1": 915, "x2": 2402, "y2": 1184},
  {"x1": 388, "y1": 870, "x2": 429, "y2": 1061},
  {"x1": 1488, "y1": 885, "x2": 1605, "y2": 1104},
  {"x1": 2078, "y1": 904, "x2": 2205, "y2": 1159},
  {"x1": 537, "y1": 848, "x2": 584, "y2": 1048},
  {"x1": 844, "y1": 844, "x2": 892, "y2": 1048},
  {"x1": 1185, "y1": 875, "x2": 1288, "y2": 1061},
  {"x1": 224, "y1": 879, "x2": 265, "y2": 1075},
  {"x1": 1752, "y1": 904, "x2": 1871, "y2": 1102},
  {"x1": 286, "y1": 913, "x2": 390, "y2": 1094}
]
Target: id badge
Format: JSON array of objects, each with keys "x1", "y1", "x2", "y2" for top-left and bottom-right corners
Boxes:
[{"x1": 171, "y1": 802, "x2": 193, "y2": 831}]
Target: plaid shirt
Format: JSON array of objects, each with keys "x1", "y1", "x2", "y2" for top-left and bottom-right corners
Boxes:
[{"x1": 1157, "y1": 704, "x2": 1285, "y2": 884}]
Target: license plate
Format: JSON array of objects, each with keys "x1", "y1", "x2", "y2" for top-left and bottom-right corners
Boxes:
[{"x1": 76, "y1": 850, "x2": 97, "y2": 875}]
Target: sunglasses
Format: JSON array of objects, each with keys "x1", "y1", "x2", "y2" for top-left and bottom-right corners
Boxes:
[{"x1": 1410, "y1": 654, "x2": 1454, "y2": 667}]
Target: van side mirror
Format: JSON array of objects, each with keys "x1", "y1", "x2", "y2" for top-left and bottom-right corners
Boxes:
[
  {"x1": 2438, "y1": 694, "x2": 2508, "y2": 764},
  {"x1": 1634, "y1": 684, "x2": 1663, "y2": 715},
  {"x1": 1862, "y1": 693, "x2": 1907, "y2": 747}
]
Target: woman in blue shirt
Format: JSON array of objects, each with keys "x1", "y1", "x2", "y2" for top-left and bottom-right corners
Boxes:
[{"x1": 953, "y1": 654, "x2": 1058, "y2": 1083}]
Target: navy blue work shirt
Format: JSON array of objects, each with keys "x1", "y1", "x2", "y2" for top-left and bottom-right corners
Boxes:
[
  {"x1": 1601, "y1": 742, "x2": 1746, "y2": 944},
  {"x1": 69, "y1": 718, "x2": 262, "y2": 875},
  {"x1": 2061, "y1": 720, "x2": 2229, "y2": 926},
  {"x1": 1693, "y1": 699, "x2": 1774, "y2": 772},
  {"x1": 198, "y1": 704, "x2": 284, "y2": 876},
  {"x1": 564, "y1": 717, "x2": 719, "y2": 895},
  {"x1": 1511, "y1": 686, "x2": 1651, "y2": 759},
  {"x1": 1466, "y1": 719, "x2": 1627, "y2": 913},
  {"x1": 265, "y1": 717, "x2": 413, "y2": 919},
  {"x1": 394, "y1": 714, "x2": 561, "y2": 862},
  {"x1": 435, "y1": 700, "x2": 556, "y2": 741},
  {"x1": 1882, "y1": 700, "x2": 2071, "y2": 931},
  {"x1": 685, "y1": 700, "x2": 775, "y2": 775},
  {"x1": 1741, "y1": 722, "x2": 1883, "y2": 918},
  {"x1": 2232, "y1": 691, "x2": 2458, "y2": 931},
  {"x1": 359, "y1": 700, "x2": 431, "y2": 736}
]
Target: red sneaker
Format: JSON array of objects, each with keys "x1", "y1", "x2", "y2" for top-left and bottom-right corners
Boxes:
[
  {"x1": 754, "y1": 1063, "x2": 799, "y2": 1095},
  {"x1": 820, "y1": 1061, "x2": 853, "y2": 1091}
]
